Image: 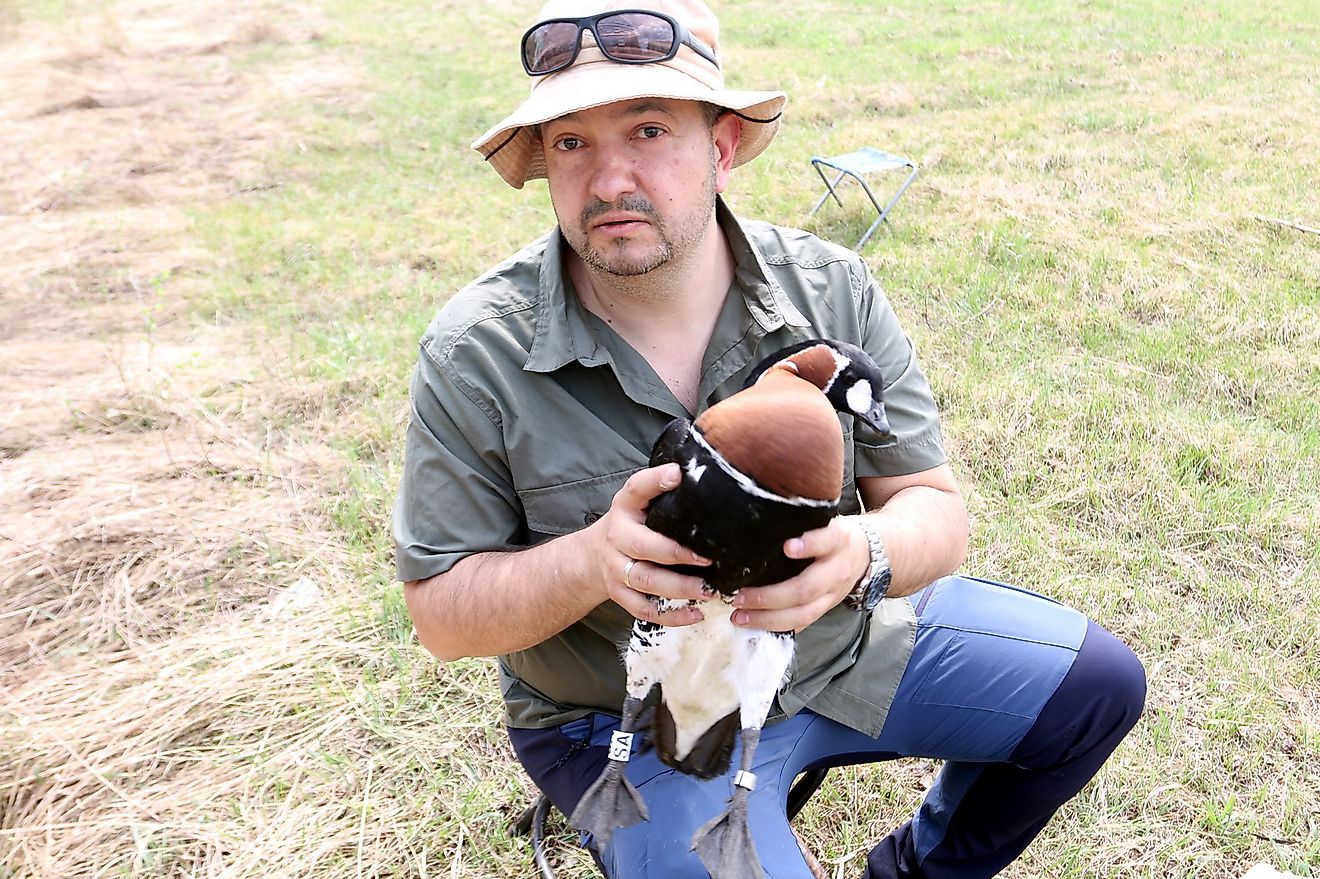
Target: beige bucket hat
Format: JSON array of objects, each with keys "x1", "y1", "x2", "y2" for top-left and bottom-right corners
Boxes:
[{"x1": 473, "y1": 0, "x2": 787, "y2": 189}]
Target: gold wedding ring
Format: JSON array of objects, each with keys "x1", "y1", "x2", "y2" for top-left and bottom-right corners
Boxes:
[{"x1": 624, "y1": 558, "x2": 638, "y2": 589}]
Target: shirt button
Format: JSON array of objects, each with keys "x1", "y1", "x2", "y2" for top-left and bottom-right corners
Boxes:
[{"x1": 583, "y1": 512, "x2": 600, "y2": 525}]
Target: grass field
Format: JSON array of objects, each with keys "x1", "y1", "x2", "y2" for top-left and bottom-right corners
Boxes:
[{"x1": 1, "y1": 0, "x2": 1317, "y2": 876}]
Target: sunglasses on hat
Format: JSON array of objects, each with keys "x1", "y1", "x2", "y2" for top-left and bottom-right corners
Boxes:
[{"x1": 521, "y1": 9, "x2": 719, "y2": 77}]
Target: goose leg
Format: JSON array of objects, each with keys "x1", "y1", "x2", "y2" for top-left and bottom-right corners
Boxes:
[
  {"x1": 690, "y1": 630, "x2": 795, "y2": 879},
  {"x1": 692, "y1": 726, "x2": 764, "y2": 879},
  {"x1": 569, "y1": 693, "x2": 650, "y2": 850},
  {"x1": 570, "y1": 614, "x2": 681, "y2": 849}
]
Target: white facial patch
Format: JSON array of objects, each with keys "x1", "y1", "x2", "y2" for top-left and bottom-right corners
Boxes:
[
  {"x1": 685, "y1": 460, "x2": 707, "y2": 483},
  {"x1": 846, "y1": 379, "x2": 874, "y2": 416}
]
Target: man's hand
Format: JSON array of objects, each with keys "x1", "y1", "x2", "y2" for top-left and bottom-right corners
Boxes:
[
  {"x1": 592, "y1": 463, "x2": 713, "y2": 628},
  {"x1": 727, "y1": 517, "x2": 871, "y2": 633},
  {"x1": 728, "y1": 467, "x2": 971, "y2": 632}
]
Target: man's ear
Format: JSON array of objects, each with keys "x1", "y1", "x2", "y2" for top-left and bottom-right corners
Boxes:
[{"x1": 712, "y1": 112, "x2": 741, "y2": 194}]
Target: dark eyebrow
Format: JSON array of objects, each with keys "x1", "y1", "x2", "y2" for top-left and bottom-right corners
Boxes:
[{"x1": 549, "y1": 100, "x2": 678, "y2": 128}]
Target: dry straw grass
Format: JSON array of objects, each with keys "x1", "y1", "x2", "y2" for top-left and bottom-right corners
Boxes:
[
  {"x1": 0, "y1": 325, "x2": 370, "y2": 875},
  {"x1": 0, "y1": 0, "x2": 350, "y2": 310},
  {"x1": 0, "y1": 407, "x2": 340, "y2": 667},
  {"x1": 0, "y1": 2, "x2": 430, "y2": 876},
  {"x1": 0, "y1": 334, "x2": 397, "y2": 875}
]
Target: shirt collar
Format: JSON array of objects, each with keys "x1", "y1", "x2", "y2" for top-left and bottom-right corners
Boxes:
[
  {"x1": 523, "y1": 197, "x2": 808, "y2": 374},
  {"x1": 718, "y1": 198, "x2": 811, "y2": 333},
  {"x1": 523, "y1": 228, "x2": 607, "y2": 374}
]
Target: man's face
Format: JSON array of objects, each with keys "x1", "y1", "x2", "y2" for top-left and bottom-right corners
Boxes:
[{"x1": 541, "y1": 98, "x2": 738, "y2": 277}]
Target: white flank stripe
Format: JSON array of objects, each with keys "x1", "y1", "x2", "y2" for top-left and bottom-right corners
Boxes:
[{"x1": 691, "y1": 429, "x2": 837, "y2": 508}]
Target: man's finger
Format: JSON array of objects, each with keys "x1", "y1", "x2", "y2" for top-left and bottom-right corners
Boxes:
[
  {"x1": 784, "y1": 521, "x2": 849, "y2": 560},
  {"x1": 731, "y1": 593, "x2": 835, "y2": 633},
  {"x1": 623, "y1": 559, "x2": 712, "y2": 602},
  {"x1": 607, "y1": 580, "x2": 705, "y2": 626},
  {"x1": 623, "y1": 529, "x2": 711, "y2": 568},
  {"x1": 730, "y1": 578, "x2": 809, "y2": 611},
  {"x1": 615, "y1": 463, "x2": 683, "y2": 514}
]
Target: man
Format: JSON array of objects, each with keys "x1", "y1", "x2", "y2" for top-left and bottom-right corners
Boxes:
[{"x1": 393, "y1": 1, "x2": 1147, "y2": 876}]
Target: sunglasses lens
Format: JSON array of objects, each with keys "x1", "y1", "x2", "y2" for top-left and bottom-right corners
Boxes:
[
  {"x1": 596, "y1": 12, "x2": 675, "y2": 62},
  {"x1": 524, "y1": 21, "x2": 581, "y2": 73}
]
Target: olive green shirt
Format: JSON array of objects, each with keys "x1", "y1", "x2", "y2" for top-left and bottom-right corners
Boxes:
[{"x1": 394, "y1": 199, "x2": 946, "y2": 735}]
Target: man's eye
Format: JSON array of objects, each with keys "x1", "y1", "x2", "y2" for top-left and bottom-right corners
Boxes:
[
  {"x1": 639, "y1": 126, "x2": 664, "y2": 139},
  {"x1": 555, "y1": 137, "x2": 582, "y2": 151}
]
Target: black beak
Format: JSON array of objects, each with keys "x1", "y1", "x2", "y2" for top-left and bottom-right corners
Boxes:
[{"x1": 858, "y1": 401, "x2": 893, "y2": 438}]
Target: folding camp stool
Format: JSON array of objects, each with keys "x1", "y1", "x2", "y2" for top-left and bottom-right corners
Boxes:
[
  {"x1": 808, "y1": 147, "x2": 919, "y2": 250},
  {"x1": 513, "y1": 767, "x2": 831, "y2": 878}
]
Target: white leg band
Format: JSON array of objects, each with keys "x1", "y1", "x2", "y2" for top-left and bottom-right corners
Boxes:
[
  {"x1": 608, "y1": 730, "x2": 634, "y2": 762},
  {"x1": 733, "y1": 770, "x2": 757, "y2": 791}
]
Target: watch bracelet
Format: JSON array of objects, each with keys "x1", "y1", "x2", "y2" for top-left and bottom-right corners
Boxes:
[{"x1": 844, "y1": 517, "x2": 891, "y2": 611}]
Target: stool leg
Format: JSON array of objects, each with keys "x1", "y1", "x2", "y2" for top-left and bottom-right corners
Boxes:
[
  {"x1": 855, "y1": 177, "x2": 886, "y2": 250},
  {"x1": 809, "y1": 165, "x2": 847, "y2": 215},
  {"x1": 855, "y1": 166, "x2": 919, "y2": 250},
  {"x1": 786, "y1": 767, "x2": 829, "y2": 821}
]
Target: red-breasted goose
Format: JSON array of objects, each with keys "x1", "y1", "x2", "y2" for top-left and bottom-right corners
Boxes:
[{"x1": 571, "y1": 340, "x2": 893, "y2": 879}]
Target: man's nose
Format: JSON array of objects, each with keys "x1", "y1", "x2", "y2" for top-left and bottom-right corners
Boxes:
[{"x1": 588, "y1": 146, "x2": 638, "y2": 203}]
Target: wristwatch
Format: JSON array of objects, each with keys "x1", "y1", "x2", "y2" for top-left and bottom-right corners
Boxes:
[{"x1": 844, "y1": 518, "x2": 891, "y2": 612}]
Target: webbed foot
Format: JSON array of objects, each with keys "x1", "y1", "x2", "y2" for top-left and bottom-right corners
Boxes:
[
  {"x1": 568, "y1": 756, "x2": 648, "y2": 851},
  {"x1": 692, "y1": 786, "x2": 762, "y2": 879},
  {"x1": 569, "y1": 696, "x2": 652, "y2": 850}
]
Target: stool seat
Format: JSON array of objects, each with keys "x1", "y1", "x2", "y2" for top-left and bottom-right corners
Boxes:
[
  {"x1": 814, "y1": 147, "x2": 913, "y2": 175},
  {"x1": 808, "y1": 147, "x2": 919, "y2": 250}
]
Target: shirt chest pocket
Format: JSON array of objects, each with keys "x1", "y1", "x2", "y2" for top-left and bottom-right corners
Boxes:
[{"x1": 517, "y1": 467, "x2": 640, "y2": 543}]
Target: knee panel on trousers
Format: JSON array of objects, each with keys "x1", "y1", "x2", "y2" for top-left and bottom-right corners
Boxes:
[{"x1": 1011, "y1": 619, "x2": 1146, "y2": 770}]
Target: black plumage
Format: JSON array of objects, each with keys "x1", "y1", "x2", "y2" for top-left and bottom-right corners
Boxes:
[{"x1": 645, "y1": 417, "x2": 838, "y2": 595}]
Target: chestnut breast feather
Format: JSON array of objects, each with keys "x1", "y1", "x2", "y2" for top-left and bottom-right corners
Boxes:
[{"x1": 695, "y1": 367, "x2": 844, "y2": 502}]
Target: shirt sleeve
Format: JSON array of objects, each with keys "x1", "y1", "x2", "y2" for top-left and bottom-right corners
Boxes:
[
  {"x1": 853, "y1": 259, "x2": 948, "y2": 478},
  {"x1": 392, "y1": 341, "x2": 525, "y2": 582}
]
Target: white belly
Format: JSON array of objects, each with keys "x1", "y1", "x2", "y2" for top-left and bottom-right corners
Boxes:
[{"x1": 627, "y1": 600, "x2": 796, "y2": 762}]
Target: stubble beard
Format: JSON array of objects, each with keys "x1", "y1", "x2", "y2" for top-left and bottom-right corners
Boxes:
[{"x1": 568, "y1": 161, "x2": 718, "y2": 279}]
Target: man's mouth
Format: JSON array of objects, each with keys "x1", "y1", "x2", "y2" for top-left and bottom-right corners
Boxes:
[
  {"x1": 581, "y1": 197, "x2": 659, "y2": 240},
  {"x1": 594, "y1": 213, "x2": 649, "y2": 229},
  {"x1": 592, "y1": 214, "x2": 650, "y2": 236}
]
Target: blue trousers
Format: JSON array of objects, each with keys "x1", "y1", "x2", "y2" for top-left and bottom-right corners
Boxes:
[{"x1": 509, "y1": 575, "x2": 1146, "y2": 878}]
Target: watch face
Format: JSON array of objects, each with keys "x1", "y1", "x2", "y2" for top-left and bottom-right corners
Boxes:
[
  {"x1": 862, "y1": 570, "x2": 892, "y2": 611},
  {"x1": 860, "y1": 582, "x2": 881, "y2": 611}
]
